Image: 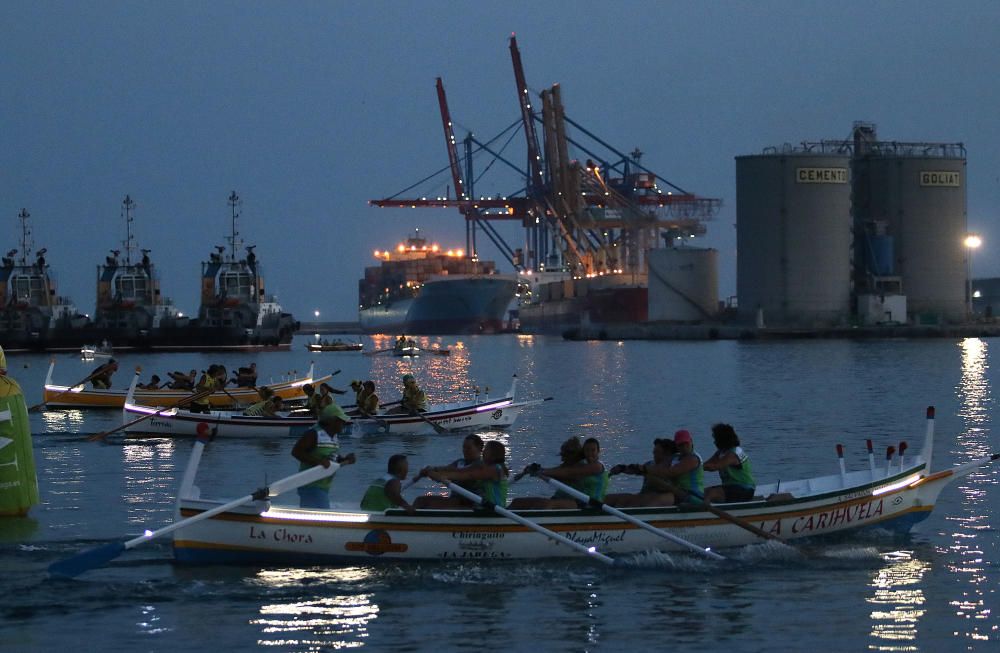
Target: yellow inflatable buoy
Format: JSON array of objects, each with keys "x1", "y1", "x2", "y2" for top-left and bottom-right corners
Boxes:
[{"x1": 0, "y1": 346, "x2": 39, "y2": 517}]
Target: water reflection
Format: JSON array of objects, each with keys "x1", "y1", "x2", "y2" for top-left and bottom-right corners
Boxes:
[
  {"x1": 250, "y1": 567, "x2": 378, "y2": 649},
  {"x1": 121, "y1": 439, "x2": 178, "y2": 525},
  {"x1": 866, "y1": 550, "x2": 929, "y2": 651},
  {"x1": 946, "y1": 337, "x2": 996, "y2": 645}
]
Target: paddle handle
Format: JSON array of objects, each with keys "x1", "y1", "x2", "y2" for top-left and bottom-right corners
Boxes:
[{"x1": 443, "y1": 480, "x2": 615, "y2": 565}]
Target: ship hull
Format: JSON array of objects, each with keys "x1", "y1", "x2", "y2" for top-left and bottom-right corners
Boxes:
[
  {"x1": 360, "y1": 276, "x2": 516, "y2": 335},
  {"x1": 520, "y1": 281, "x2": 648, "y2": 335}
]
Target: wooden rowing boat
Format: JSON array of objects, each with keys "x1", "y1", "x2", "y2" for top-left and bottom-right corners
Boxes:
[
  {"x1": 43, "y1": 360, "x2": 329, "y2": 409},
  {"x1": 305, "y1": 341, "x2": 363, "y2": 352},
  {"x1": 120, "y1": 374, "x2": 548, "y2": 437},
  {"x1": 172, "y1": 407, "x2": 998, "y2": 565}
]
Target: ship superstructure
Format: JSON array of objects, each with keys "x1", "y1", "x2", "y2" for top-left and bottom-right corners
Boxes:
[
  {"x1": 93, "y1": 195, "x2": 183, "y2": 344},
  {"x1": 0, "y1": 209, "x2": 88, "y2": 349},
  {"x1": 194, "y1": 191, "x2": 296, "y2": 347},
  {"x1": 359, "y1": 229, "x2": 516, "y2": 334}
]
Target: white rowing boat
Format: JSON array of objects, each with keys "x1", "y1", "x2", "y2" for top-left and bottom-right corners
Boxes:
[
  {"x1": 171, "y1": 407, "x2": 998, "y2": 565},
  {"x1": 120, "y1": 374, "x2": 549, "y2": 438}
]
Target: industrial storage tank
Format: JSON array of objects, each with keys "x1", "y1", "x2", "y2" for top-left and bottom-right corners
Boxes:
[
  {"x1": 736, "y1": 149, "x2": 853, "y2": 326},
  {"x1": 852, "y1": 144, "x2": 967, "y2": 323},
  {"x1": 647, "y1": 247, "x2": 718, "y2": 321}
]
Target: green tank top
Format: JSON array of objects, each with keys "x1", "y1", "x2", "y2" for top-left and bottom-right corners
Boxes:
[
  {"x1": 718, "y1": 447, "x2": 755, "y2": 488},
  {"x1": 579, "y1": 465, "x2": 610, "y2": 501},
  {"x1": 360, "y1": 474, "x2": 396, "y2": 511},
  {"x1": 243, "y1": 400, "x2": 266, "y2": 416},
  {"x1": 298, "y1": 426, "x2": 339, "y2": 491},
  {"x1": 674, "y1": 452, "x2": 704, "y2": 498},
  {"x1": 478, "y1": 464, "x2": 508, "y2": 506}
]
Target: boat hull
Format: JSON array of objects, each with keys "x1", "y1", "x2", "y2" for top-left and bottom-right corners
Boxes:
[
  {"x1": 360, "y1": 276, "x2": 517, "y2": 335},
  {"x1": 122, "y1": 393, "x2": 540, "y2": 438},
  {"x1": 173, "y1": 462, "x2": 953, "y2": 565}
]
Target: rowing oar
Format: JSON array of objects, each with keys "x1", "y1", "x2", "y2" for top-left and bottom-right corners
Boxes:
[
  {"x1": 440, "y1": 479, "x2": 615, "y2": 565},
  {"x1": 49, "y1": 462, "x2": 340, "y2": 578},
  {"x1": 532, "y1": 474, "x2": 725, "y2": 560},
  {"x1": 414, "y1": 410, "x2": 448, "y2": 435},
  {"x1": 363, "y1": 348, "x2": 394, "y2": 357},
  {"x1": 28, "y1": 368, "x2": 102, "y2": 412},
  {"x1": 642, "y1": 474, "x2": 784, "y2": 544},
  {"x1": 417, "y1": 346, "x2": 450, "y2": 356}
]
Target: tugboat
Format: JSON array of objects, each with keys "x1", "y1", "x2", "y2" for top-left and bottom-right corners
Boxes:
[
  {"x1": 0, "y1": 209, "x2": 89, "y2": 351},
  {"x1": 358, "y1": 229, "x2": 517, "y2": 335},
  {"x1": 92, "y1": 195, "x2": 186, "y2": 347},
  {"x1": 191, "y1": 191, "x2": 297, "y2": 348}
]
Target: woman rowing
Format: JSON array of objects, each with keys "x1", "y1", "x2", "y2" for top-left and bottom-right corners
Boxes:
[
  {"x1": 604, "y1": 438, "x2": 677, "y2": 507},
  {"x1": 642, "y1": 429, "x2": 704, "y2": 504},
  {"x1": 702, "y1": 423, "x2": 757, "y2": 503},
  {"x1": 425, "y1": 440, "x2": 509, "y2": 508},
  {"x1": 412, "y1": 434, "x2": 485, "y2": 508},
  {"x1": 510, "y1": 436, "x2": 609, "y2": 509}
]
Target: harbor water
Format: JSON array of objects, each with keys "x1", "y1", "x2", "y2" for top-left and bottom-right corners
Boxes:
[{"x1": 1, "y1": 334, "x2": 998, "y2": 651}]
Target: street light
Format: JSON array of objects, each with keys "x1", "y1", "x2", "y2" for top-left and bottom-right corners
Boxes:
[
  {"x1": 314, "y1": 309, "x2": 320, "y2": 319},
  {"x1": 965, "y1": 233, "x2": 982, "y2": 318}
]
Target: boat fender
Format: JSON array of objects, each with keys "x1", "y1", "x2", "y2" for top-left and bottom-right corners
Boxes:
[{"x1": 0, "y1": 347, "x2": 39, "y2": 517}]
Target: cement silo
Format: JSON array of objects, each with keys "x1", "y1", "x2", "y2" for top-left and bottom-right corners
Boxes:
[
  {"x1": 647, "y1": 247, "x2": 718, "y2": 321},
  {"x1": 852, "y1": 135, "x2": 967, "y2": 323},
  {"x1": 736, "y1": 148, "x2": 853, "y2": 326}
]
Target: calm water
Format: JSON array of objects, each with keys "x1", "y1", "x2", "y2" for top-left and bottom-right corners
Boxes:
[{"x1": 1, "y1": 334, "x2": 998, "y2": 652}]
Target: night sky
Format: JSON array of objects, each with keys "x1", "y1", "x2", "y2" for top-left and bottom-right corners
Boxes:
[{"x1": 3, "y1": 1, "x2": 998, "y2": 320}]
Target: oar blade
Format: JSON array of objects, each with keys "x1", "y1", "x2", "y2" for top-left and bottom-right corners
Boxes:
[{"x1": 48, "y1": 541, "x2": 127, "y2": 578}]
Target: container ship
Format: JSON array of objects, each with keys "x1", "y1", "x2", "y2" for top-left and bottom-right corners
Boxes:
[
  {"x1": 359, "y1": 230, "x2": 517, "y2": 334},
  {"x1": 0, "y1": 194, "x2": 297, "y2": 352}
]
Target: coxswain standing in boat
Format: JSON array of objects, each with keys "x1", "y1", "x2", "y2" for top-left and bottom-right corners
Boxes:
[
  {"x1": 291, "y1": 403, "x2": 356, "y2": 509},
  {"x1": 426, "y1": 440, "x2": 509, "y2": 508},
  {"x1": 394, "y1": 335, "x2": 406, "y2": 353},
  {"x1": 604, "y1": 438, "x2": 678, "y2": 508},
  {"x1": 413, "y1": 434, "x2": 484, "y2": 509},
  {"x1": 360, "y1": 454, "x2": 415, "y2": 513},
  {"x1": 642, "y1": 429, "x2": 705, "y2": 505},
  {"x1": 90, "y1": 359, "x2": 119, "y2": 390},
  {"x1": 702, "y1": 423, "x2": 757, "y2": 503},
  {"x1": 397, "y1": 374, "x2": 427, "y2": 414}
]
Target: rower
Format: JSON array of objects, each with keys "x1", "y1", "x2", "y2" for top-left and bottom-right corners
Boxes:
[
  {"x1": 90, "y1": 359, "x2": 119, "y2": 390},
  {"x1": 397, "y1": 374, "x2": 427, "y2": 414},
  {"x1": 232, "y1": 363, "x2": 258, "y2": 388},
  {"x1": 358, "y1": 380, "x2": 379, "y2": 416},
  {"x1": 604, "y1": 438, "x2": 677, "y2": 507},
  {"x1": 349, "y1": 379, "x2": 364, "y2": 406},
  {"x1": 510, "y1": 437, "x2": 609, "y2": 510},
  {"x1": 703, "y1": 423, "x2": 757, "y2": 503},
  {"x1": 413, "y1": 434, "x2": 484, "y2": 509},
  {"x1": 243, "y1": 396, "x2": 283, "y2": 417},
  {"x1": 189, "y1": 365, "x2": 219, "y2": 414},
  {"x1": 360, "y1": 454, "x2": 415, "y2": 513},
  {"x1": 167, "y1": 369, "x2": 196, "y2": 390},
  {"x1": 643, "y1": 429, "x2": 704, "y2": 504},
  {"x1": 137, "y1": 374, "x2": 162, "y2": 390},
  {"x1": 425, "y1": 440, "x2": 509, "y2": 508}
]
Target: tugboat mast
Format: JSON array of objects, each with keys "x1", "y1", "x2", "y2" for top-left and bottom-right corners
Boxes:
[
  {"x1": 16, "y1": 208, "x2": 33, "y2": 265},
  {"x1": 121, "y1": 195, "x2": 137, "y2": 265},
  {"x1": 226, "y1": 190, "x2": 243, "y2": 263}
]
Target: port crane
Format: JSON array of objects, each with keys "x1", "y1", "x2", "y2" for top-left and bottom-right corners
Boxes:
[{"x1": 370, "y1": 35, "x2": 721, "y2": 278}]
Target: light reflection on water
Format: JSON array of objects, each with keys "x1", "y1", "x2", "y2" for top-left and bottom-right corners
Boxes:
[
  {"x1": 866, "y1": 550, "x2": 929, "y2": 651},
  {"x1": 250, "y1": 567, "x2": 377, "y2": 649},
  {"x1": 122, "y1": 439, "x2": 178, "y2": 525},
  {"x1": 945, "y1": 337, "x2": 996, "y2": 645}
]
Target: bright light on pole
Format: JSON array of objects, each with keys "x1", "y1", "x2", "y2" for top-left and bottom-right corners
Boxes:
[
  {"x1": 965, "y1": 234, "x2": 982, "y2": 318},
  {"x1": 314, "y1": 309, "x2": 320, "y2": 318}
]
